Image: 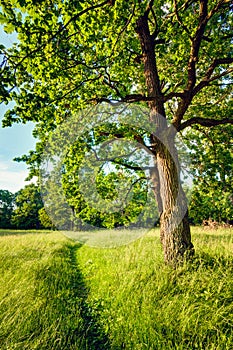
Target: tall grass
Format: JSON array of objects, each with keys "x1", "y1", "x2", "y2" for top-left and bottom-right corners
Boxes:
[{"x1": 0, "y1": 228, "x2": 232, "y2": 349}]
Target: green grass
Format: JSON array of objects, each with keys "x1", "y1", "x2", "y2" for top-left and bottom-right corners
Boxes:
[{"x1": 0, "y1": 227, "x2": 232, "y2": 349}]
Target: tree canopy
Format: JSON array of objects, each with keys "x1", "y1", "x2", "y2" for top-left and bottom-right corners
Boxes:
[
  {"x1": 186, "y1": 124, "x2": 233, "y2": 224},
  {"x1": 11, "y1": 183, "x2": 44, "y2": 229},
  {"x1": 0, "y1": 189, "x2": 15, "y2": 228},
  {"x1": 1, "y1": 1, "x2": 232, "y2": 128}
]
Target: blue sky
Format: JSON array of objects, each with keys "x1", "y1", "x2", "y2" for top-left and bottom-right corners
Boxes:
[{"x1": 0, "y1": 29, "x2": 36, "y2": 193}]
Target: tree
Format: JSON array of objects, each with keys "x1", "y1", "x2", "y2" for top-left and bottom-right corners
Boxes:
[
  {"x1": 11, "y1": 183, "x2": 43, "y2": 229},
  {"x1": 38, "y1": 207, "x2": 55, "y2": 229},
  {"x1": 61, "y1": 134, "x2": 157, "y2": 229},
  {"x1": 185, "y1": 124, "x2": 233, "y2": 224},
  {"x1": 1, "y1": 0, "x2": 233, "y2": 264},
  {"x1": 0, "y1": 189, "x2": 15, "y2": 228}
]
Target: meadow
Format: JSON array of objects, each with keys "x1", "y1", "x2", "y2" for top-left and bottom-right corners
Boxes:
[{"x1": 0, "y1": 227, "x2": 232, "y2": 350}]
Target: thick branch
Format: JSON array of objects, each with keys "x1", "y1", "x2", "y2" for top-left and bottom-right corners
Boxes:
[
  {"x1": 186, "y1": 0, "x2": 232, "y2": 92},
  {"x1": 179, "y1": 117, "x2": 233, "y2": 131},
  {"x1": 135, "y1": 12, "x2": 166, "y2": 132},
  {"x1": 172, "y1": 1, "x2": 209, "y2": 129},
  {"x1": 173, "y1": 1, "x2": 232, "y2": 129},
  {"x1": 186, "y1": 0, "x2": 208, "y2": 91},
  {"x1": 97, "y1": 129, "x2": 148, "y2": 149},
  {"x1": 90, "y1": 93, "x2": 162, "y2": 104},
  {"x1": 206, "y1": 0, "x2": 232, "y2": 21},
  {"x1": 144, "y1": 0, "x2": 155, "y2": 17},
  {"x1": 164, "y1": 91, "x2": 185, "y2": 102},
  {"x1": 111, "y1": 160, "x2": 150, "y2": 172}
]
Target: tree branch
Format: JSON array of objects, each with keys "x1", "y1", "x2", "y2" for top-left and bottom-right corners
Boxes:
[
  {"x1": 206, "y1": 0, "x2": 232, "y2": 21},
  {"x1": 179, "y1": 117, "x2": 233, "y2": 131},
  {"x1": 163, "y1": 91, "x2": 185, "y2": 102},
  {"x1": 90, "y1": 93, "x2": 163, "y2": 105},
  {"x1": 110, "y1": 160, "x2": 150, "y2": 172},
  {"x1": 202, "y1": 58, "x2": 233, "y2": 80},
  {"x1": 135, "y1": 12, "x2": 166, "y2": 118},
  {"x1": 173, "y1": 0, "x2": 191, "y2": 37},
  {"x1": 186, "y1": 0, "x2": 208, "y2": 91},
  {"x1": 102, "y1": 71, "x2": 125, "y2": 99},
  {"x1": 172, "y1": 1, "x2": 232, "y2": 129},
  {"x1": 60, "y1": 1, "x2": 109, "y2": 34},
  {"x1": 144, "y1": 0, "x2": 155, "y2": 17},
  {"x1": 193, "y1": 59, "x2": 233, "y2": 95},
  {"x1": 12, "y1": 1, "x2": 109, "y2": 68},
  {"x1": 95, "y1": 129, "x2": 148, "y2": 149},
  {"x1": 48, "y1": 75, "x2": 103, "y2": 105}
]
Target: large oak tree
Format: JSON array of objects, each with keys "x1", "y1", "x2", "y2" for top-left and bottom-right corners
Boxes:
[{"x1": 1, "y1": 0, "x2": 232, "y2": 264}]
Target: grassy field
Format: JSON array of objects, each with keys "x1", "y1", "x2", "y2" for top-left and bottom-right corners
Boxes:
[{"x1": 0, "y1": 227, "x2": 232, "y2": 350}]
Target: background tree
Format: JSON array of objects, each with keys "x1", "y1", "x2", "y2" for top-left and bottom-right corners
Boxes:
[
  {"x1": 38, "y1": 207, "x2": 55, "y2": 229},
  {"x1": 1, "y1": 0, "x2": 232, "y2": 264},
  {"x1": 185, "y1": 124, "x2": 233, "y2": 224},
  {"x1": 11, "y1": 183, "x2": 43, "y2": 229},
  {"x1": 61, "y1": 133, "x2": 157, "y2": 229},
  {"x1": 0, "y1": 189, "x2": 15, "y2": 228}
]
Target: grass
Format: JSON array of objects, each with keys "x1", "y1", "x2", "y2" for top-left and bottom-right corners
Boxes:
[{"x1": 0, "y1": 227, "x2": 232, "y2": 349}]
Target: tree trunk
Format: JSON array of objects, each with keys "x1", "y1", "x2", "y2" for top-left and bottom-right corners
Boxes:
[
  {"x1": 156, "y1": 139, "x2": 194, "y2": 265},
  {"x1": 136, "y1": 14, "x2": 194, "y2": 265}
]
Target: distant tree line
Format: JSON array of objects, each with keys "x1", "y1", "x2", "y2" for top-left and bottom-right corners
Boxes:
[
  {"x1": 0, "y1": 169, "x2": 232, "y2": 230},
  {"x1": 0, "y1": 184, "x2": 53, "y2": 230}
]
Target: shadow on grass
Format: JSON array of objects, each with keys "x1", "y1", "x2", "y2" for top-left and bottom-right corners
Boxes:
[
  {"x1": 186, "y1": 251, "x2": 233, "y2": 272},
  {"x1": 68, "y1": 244, "x2": 111, "y2": 349},
  {"x1": 33, "y1": 242, "x2": 111, "y2": 350}
]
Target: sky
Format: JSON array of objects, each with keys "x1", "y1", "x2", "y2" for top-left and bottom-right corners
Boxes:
[{"x1": 0, "y1": 28, "x2": 37, "y2": 193}]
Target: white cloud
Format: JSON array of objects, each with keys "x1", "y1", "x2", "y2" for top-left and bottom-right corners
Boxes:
[{"x1": 0, "y1": 161, "x2": 37, "y2": 193}]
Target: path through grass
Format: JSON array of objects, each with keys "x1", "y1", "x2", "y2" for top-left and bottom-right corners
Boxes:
[{"x1": 0, "y1": 228, "x2": 232, "y2": 349}]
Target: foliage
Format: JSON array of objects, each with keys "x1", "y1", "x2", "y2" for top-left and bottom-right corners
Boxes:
[
  {"x1": 61, "y1": 132, "x2": 158, "y2": 229},
  {"x1": 0, "y1": 189, "x2": 15, "y2": 228},
  {"x1": 11, "y1": 183, "x2": 44, "y2": 229},
  {"x1": 184, "y1": 124, "x2": 233, "y2": 223},
  {"x1": 38, "y1": 207, "x2": 55, "y2": 229},
  {"x1": 0, "y1": 228, "x2": 232, "y2": 349},
  {"x1": 1, "y1": 0, "x2": 232, "y2": 167}
]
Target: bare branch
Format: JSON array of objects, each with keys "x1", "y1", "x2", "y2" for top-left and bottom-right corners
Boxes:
[
  {"x1": 150, "y1": 6, "x2": 160, "y2": 40},
  {"x1": 93, "y1": 128, "x2": 148, "y2": 149},
  {"x1": 110, "y1": 3, "x2": 136, "y2": 53},
  {"x1": 202, "y1": 58, "x2": 233, "y2": 80},
  {"x1": 110, "y1": 160, "x2": 150, "y2": 172}
]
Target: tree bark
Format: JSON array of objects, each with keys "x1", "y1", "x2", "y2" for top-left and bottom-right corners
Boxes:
[
  {"x1": 136, "y1": 14, "x2": 194, "y2": 265},
  {"x1": 156, "y1": 139, "x2": 194, "y2": 265}
]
